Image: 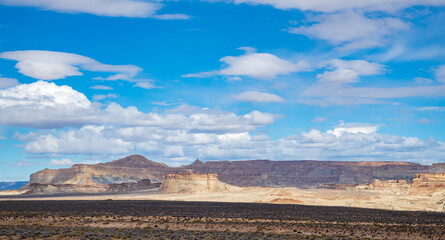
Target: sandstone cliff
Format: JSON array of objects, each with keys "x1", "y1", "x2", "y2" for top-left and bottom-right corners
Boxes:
[
  {"x1": 353, "y1": 179, "x2": 412, "y2": 195},
  {"x1": 340, "y1": 174, "x2": 445, "y2": 196},
  {"x1": 182, "y1": 159, "x2": 443, "y2": 188},
  {"x1": 158, "y1": 172, "x2": 236, "y2": 194},
  {"x1": 30, "y1": 155, "x2": 169, "y2": 185},
  {"x1": 411, "y1": 173, "x2": 445, "y2": 196},
  {"x1": 24, "y1": 179, "x2": 161, "y2": 195},
  {"x1": 27, "y1": 154, "x2": 445, "y2": 189}
]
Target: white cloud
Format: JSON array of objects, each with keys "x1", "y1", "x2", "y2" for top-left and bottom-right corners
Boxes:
[
  {"x1": 303, "y1": 85, "x2": 445, "y2": 100},
  {"x1": 323, "y1": 59, "x2": 385, "y2": 76},
  {"x1": 416, "y1": 106, "x2": 445, "y2": 112},
  {"x1": 183, "y1": 47, "x2": 310, "y2": 79},
  {"x1": 0, "y1": 80, "x2": 90, "y2": 109},
  {"x1": 93, "y1": 93, "x2": 117, "y2": 101},
  {"x1": 314, "y1": 59, "x2": 385, "y2": 86},
  {"x1": 301, "y1": 98, "x2": 387, "y2": 107},
  {"x1": 326, "y1": 122, "x2": 380, "y2": 137},
  {"x1": 0, "y1": 75, "x2": 19, "y2": 88},
  {"x1": 0, "y1": 0, "x2": 189, "y2": 19},
  {"x1": 234, "y1": 91, "x2": 285, "y2": 103},
  {"x1": 90, "y1": 85, "x2": 113, "y2": 90},
  {"x1": 0, "y1": 50, "x2": 142, "y2": 81},
  {"x1": 414, "y1": 77, "x2": 434, "y2": 85},
  {"x1": 152, "y1": 14, "x2": 190, "y2": 20},
  {"x1": 134, "y1": 81, "x2": 157, "y2": 89},
  {"x1": 223, "y1": 0, "x2": 445, "y2": 13},
  {"x1": 316, "y1": 68, "x2": 360, "y2": 84},
  {"x1": 302, "y1": 59, "x2": 445, "y2": 105},
  {"x1": 0, "y1": 81, "x2": 276, "y2": 131},
  {"x1": 289, "y1": 11, "x2": 409, "y2": 50},
  {"x1": 49, "y1": 158, "x2": 74, "y2": 166},
  {"x1": 25, "y1": 125, "x2": 134, "y2": 155},
  {"x1": 435, "y1": 65, "x2": 445, "y2": 83},
  {"x1": 16, "y1": 120, "x2": 445, "y2": 164}
]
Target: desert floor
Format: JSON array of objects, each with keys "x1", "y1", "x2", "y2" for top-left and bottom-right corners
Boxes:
[
  {"x1": 1, "y1": 187, "x2": 444, "y2": 212},
  {"x1": 1, "y1": 200, "x2": 444, "y2": 240}
]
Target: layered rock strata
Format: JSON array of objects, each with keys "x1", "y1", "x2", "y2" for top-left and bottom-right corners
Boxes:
[
  {"x1": 26, "y1": 154, "x2": 445, "y2": 189},
  {"x1": 411, "y1": 173, "x2": 445, "y2": 195},
  {"x1": 158, "y1": 173, "x2": 236, "y2": 194},
  {"x1": 23, "y1": 179, "x2": 161, "y2": 195}
]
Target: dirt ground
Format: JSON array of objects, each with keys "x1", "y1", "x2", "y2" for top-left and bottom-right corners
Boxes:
[
  {"x1": 2, "y1": 186, "x2": 444, "y2": 212},
  {"x1": 0, "y1": 200, "x2": 444, "y2": 239}
]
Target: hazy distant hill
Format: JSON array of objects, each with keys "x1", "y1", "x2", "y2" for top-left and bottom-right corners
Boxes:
[{"x1": 0, "y1": 181, "x2": 28, "y2": 190}]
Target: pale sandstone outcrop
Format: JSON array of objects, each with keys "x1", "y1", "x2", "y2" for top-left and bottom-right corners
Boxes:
[
  {"x1": 30, "y1": 155, "x2": 169, "y2": 185},
  {"x1": 22, "y1": 179, "x2": 161, "y2": 195},
  {"x1": 350, "y1": 174, "x2": 445, "y2": 196},
  {"x1": 411, "y1": 173, "x2": 445, "y2": 196},
  {"x1": 158, "y1": 172, "x2": 237, "y2": 194},
  {"x1": 354, "y1": 179, "x2": 412, "y2": 195}
]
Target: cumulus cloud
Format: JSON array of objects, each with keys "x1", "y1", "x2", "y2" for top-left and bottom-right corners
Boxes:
[
  {"x1": 0, "y1": 0, "x2": 189, "y2": 19},
  {"x1": 0, "y1": 80, "x2": 90, "y2": 109},
  {"x1": 49, "y1": 158, "x2": 74, "y2": 166},
  {"x1": 0, "y1": 50, "x2": 142, "y2": 81},
  {"x1": 25, "y1": 126, "x2": 135, "y2": 155},
  {"x1": 19, "y1": 121, "x2": 444, "y2": 164},
  {"x1": 0, "y1": 75, "x2": 19, "y2": 88},
  {"x1": 314, "y1": 59, "x2": 384, "y2": 85},
  {"x1": 234, "y1": 91, "x2": 285, "y2": 103},
  {"x1": 326, "y1": 122, "x2": 380, "y2": 137},
  {"x1": 183, "y1": 47, "x2": 310, "y2": 79},
  {"x1": 0, "y1": 81, "x2": 275, "y2": 131},
  {"x1": 289, "y1": 11, "x2": 409, "y2": 50}
]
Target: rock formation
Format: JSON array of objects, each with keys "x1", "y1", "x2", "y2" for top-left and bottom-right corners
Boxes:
[
  {"x1": 30, "y1": 155, "x2": 169, "y2": 185},
  {"x1": 23, "y1": 179, "x2": 161, "y2": 195},
  {"x1": 353, "y1": 179, "x2": 412, "y2": 195},
  {"x1": 16, "y1": 154, "x2": 445, "y2": 195},
  {"x1": 182, "y1": 159, "x2": 445, "y2": 188},
  {"x1": 411, "y1": 173, "x2": 445, "y2": 196},
  {"x1": 158, "y1": 172, "x2": 236, "y2": 194},
  {"x1": 338, "y1": 174, "x2": 445, "y2": 196}
]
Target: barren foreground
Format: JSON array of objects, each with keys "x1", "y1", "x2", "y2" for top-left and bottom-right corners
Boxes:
[
  {"x1": 1, "y1": 200, "x2": 444, "y2": 240},
  {"x1": 2, "y1": 186, "x2": 444, "y2": 212}
]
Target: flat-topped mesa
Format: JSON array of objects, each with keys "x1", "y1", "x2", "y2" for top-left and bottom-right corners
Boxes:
[
  {"x1": 29, "y1": 155, "x2": 169, "y2": 186},
  {"x1": 158, "y1": 172, "x2": 237, "y2": 194},
  {"x1": 411, "y1": 173, "x2": 445, "y2": 196}
]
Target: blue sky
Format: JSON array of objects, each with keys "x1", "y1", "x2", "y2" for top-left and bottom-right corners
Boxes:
[{"x1": 0, "y1": 0, "x2": 445, "y2": 181}]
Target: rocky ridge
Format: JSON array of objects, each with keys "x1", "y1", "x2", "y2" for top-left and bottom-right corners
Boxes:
[
  {"x1": 12, "y1": 154, "x2": 445, "y2": 196},
  {"x1": 23, "y1": 179, "x2": 161, "y2": 195}
]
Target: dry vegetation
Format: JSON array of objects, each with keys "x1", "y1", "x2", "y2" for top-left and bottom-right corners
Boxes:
[{"x1": 0, "y1": 200, "x2": 444, "y2": 239}]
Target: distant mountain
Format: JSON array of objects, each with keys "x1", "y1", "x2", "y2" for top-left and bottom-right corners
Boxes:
[
  {"x1": 0, "y1": 181, "x2": 28, "y2": 190},
  {"x1": 28, "y1": 154, "x2": 445, "y2": 188}
]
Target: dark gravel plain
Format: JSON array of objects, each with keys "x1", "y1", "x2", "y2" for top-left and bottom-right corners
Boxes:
[{"x1": 0, "y1": 200, "x2": 444, "y2": 239}]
